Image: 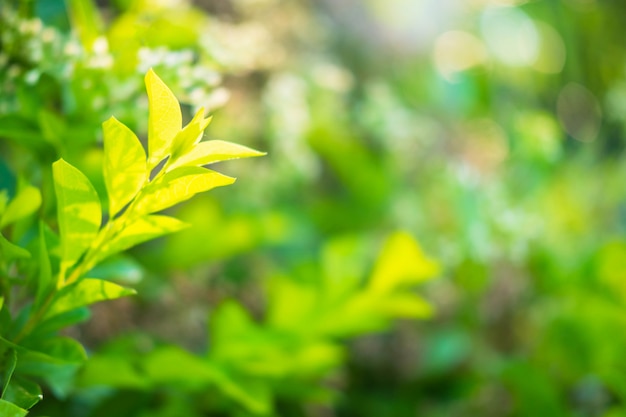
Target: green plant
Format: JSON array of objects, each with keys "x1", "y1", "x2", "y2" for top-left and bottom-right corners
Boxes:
[
  {"x1": 74, "y1": 231, "x2": 439, "y2": 416},
  {"x1": 0, "y1": 68, "x2": 263, "y2": 416}
]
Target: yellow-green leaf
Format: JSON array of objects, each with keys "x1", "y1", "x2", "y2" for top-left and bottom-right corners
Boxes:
[
  {"x1": 0, "y1": 186, "x2": 41, "y2": 227},
  {"x1": 169, "y1": 140, "x2": 266, "y2": 171},
  {"x1": 135, "y1": 167, "x2": 235, "y2": 215},
  {"x1": 0, "y1": 191, "x2": 8, "y2": 216},
  {"x1": 102, "y1": 117, "x2": 147, "y2": 216},
  {"x1": 0, "y1": 234, "x2": 31, "y2": 261},
  {"x1": 93, "y1": 215, "x2": 186, "y2": 265},
  {"x1": 53, "y1": 159, "x2": 102, "y2": 274},
  {"x1": 369, "y1": 231, "x2": 439, "y2": 294},
  {"x1": 169, "y1": 107, "x2": 211, "y2": 162},
  {"x1": 45, "y1": 278, "x2": 136, "y2": 319},
  {"x1": 377, "y1": 293, "x2": 433, "y2": 318},
  {"x1": 0, "y1": 399, "x2": 27, "y2": 417},
  {"x1": 145, "y1": 69, "x2": 182, "y2": 168}
]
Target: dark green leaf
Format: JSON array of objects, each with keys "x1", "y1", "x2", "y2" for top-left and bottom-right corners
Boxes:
[
  {"x1": 0, "y1": 349, "x2": 17, "y2": 396},
  {"x1": 16, "y1": 337, "x2": 87, "y2": 398},
  {"x1": 3, "y1": 377, "x2": 42, "y2": 410}
]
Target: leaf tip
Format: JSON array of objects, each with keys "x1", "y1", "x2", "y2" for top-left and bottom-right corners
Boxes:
[{"x1": 103, "y1": 115, "x2": 118, "y2": 127}]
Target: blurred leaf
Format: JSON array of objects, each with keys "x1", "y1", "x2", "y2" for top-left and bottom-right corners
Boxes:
[
  {"x1": 88, "y1": 255, "x2": 144, "y2": 285},
  {"x1": 35, "y1": 307, "x2": 91, "y2": 336},
  {"x1": 0, "y1": 115, "x2": 47, "y2": 153},
  {"x1": 0, "y1": 399, "x2": 27, "y2": 417},
  {"x1": 596, "y1": 240, "x2": 626, "y2": 301},
  {"x1": 145, "y1": 69, "x2": 181, "y2": 168},
  {"x1": 78, "y1": 355, "x2": 148, "y2": 389},
  {"x1": 377, "y1": 293, "x2": 433, "y2": 318},
  {"x1": 35, "y1": 222, "x2": 53, "y2": 309},
  {"x1": 3, "y1": 377, "x2": 42, "y2": 410},
  {"x1": 1, "y1": 349, "x2": 17, "y2": 396},
  {"x1": 52, "y1": 159, "x2": 102, "y2": 275},
  {"x1": 169, "y1": 140, "x2": 266, "y2": 171},
  {"x1": 65, "y1": 0, "x2": 103, "y2": 49},
  {"x1": 314, "y1": 295, "x2": 387, "y2": 337},
  {"x1": 210, "y1": 301, "x2": 256, "y2": 348},
  {"x1": 369, "y1": 231, "x2": 439, "y2": 293},
  {"x1": 0, "y1": 186, "x2": 41, "y2": 228},
  {"x1": 0, "y1": 234, "x2": 31, "y2": 262},
  {"x1": 0, "y1": 191, "x2": 8, "y2": 217},
  {"x1": 45, "y1": 278, "x2": 135, "y2": 319},
  {"x1": 267, "y1": 277, "x2": 319, "y2": 332},
  {"x1": 502, "y1": 360, "x2": 565, "y2": 417},
  {"x1": 135, "y1": 167, "x2": 235, "y2": 215},
  {"x1": 143, "y1": 346, "x2": 218, "y2": 386},
  {"x1": 38, "y1": 109, "x2": 66, "y2": 149},
  {"x1": 102, "y1": 117, "x2": 147, "y2": 216},
  {"x1": 16, "y1": 337, "x2": 87, "y2": 398}
]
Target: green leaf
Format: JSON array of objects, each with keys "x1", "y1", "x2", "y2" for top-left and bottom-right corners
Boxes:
[
  {"x1": 65, "y1": 0, "x2": 103, "y2": 49},
  {"x1": 78, "y1": 354, "x2": 148, "y2": 389},
  {"x1": 369, "y1": 231, "x2": 439, "y2": 294},
  {"x1": 93, "y1": 215, "x2": 186, "y2": 265},
  {"x1": 169, "y1": 140, "x2": 266, "y2": 171},
  {"x1": 0, "y1": 399, "x2": 27, "y2": 417},
  {"x1": 3, "y1": 378, "x2": 42, "y2": 410},
  {"x1": 0, "y1": 234, "x2": 31, "y2": 262},
  {"x1": 206, "y1": 365, "x2": 272, "y2": 416},
  {"x1": 143, "y1": 346, "x2": 218, "y2": 386},
  {"x1": 45, "y1": 278, "x2": 136, "y2": 319},
  {"x1": 52, "y1": 159, "x2": 102, "y2": 275},
  {"x1": 35, "y1": 223, "x2": 53, "y2": 309},
  {"x1": 35, "y1": 308, "x2": 91, "y2": 336},
  {"x1": 0, "y1": 191, "x2": 9, "y2": 216},
  {"x1": 88, "y1": 255, "x2": 144, "y2": 285},
  {"x1": 266, "y1": 276, "x2": 319, "y2": 331},
  {"x1": 1, "y1": 349, "x2": 17, "y2": 396},
  {"x1": 38, "y1": 109, "x2": 65, "y2": 148},
  {"x1": 145, "y1": 69, "x2": 182, "y2": 168},
  {"x1": 0, "y1": 186, "x2": 41, "y2": 228},
  {"x1": 135, "y1": 167, "x2": 235, "y2": 215},
  {"x1": 16, "y1": 337, "x2": 86, "y2": 398},
  {"x1": 102, "y1": 117, "x2": 148, "y2": 216},
  {"x1": 169, "y1": 107, "x2": 211, "y2": 162}
]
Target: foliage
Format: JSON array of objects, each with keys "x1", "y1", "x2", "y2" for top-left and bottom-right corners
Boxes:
[
  {"x1": 0, "y1": 69, "x2": 267, "y2": 414},
  {"x1": 4, "y1": 0, "x2": 626, "y2": 416}
]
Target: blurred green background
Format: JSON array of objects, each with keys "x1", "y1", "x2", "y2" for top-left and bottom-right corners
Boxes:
[{"x1": 3, "y1": 0, "x2": 626, "y2": 415}]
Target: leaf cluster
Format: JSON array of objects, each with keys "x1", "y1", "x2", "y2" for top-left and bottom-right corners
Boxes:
[{"x1": 0, "y1": 69, "x2": 263, "y2": 415}]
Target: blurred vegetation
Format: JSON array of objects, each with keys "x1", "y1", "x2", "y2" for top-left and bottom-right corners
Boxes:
[{"x1": 2, "y1": 0, "x2": 626, "y2": 416}]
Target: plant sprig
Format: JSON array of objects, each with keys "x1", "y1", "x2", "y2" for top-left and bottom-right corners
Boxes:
[{"x1": 2, "y1": 70, "x2": 264, "y2": 415}]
